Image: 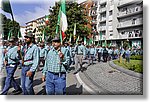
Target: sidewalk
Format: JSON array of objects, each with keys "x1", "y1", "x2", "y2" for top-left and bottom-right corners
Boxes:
[{"x1": 78, "y1": 61, "x2": 143, "y2": 95}]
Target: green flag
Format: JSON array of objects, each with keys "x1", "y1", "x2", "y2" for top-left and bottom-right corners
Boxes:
[
  {"x1": 1, "y1": 0, "x2": 12, "y2": 14},
  {"x1": 42, "y1": 28, "x2": 46, "y2": 41},
  {"x1": 84, "y1": 36, "x2": 86, "y2": 45},
  {"x1": 69, "y1": 34, "x2": 72, "y2": 43},
  {"x1": 8, "y1": 29, "x2": 13, "y2": 40},
  {"x1": 76, "y1": 36, "x2": 79, "y2": 44},
  {"x1": 99, "y1": 31, "x2": 102, "y2": 45},
  {"x1": 17, "y1": 30, "x2": 22, "y2": 38}
]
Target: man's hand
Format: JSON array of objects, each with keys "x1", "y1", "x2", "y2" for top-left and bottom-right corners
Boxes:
[
  {"x1": 17, "y1": 46, "x2": 21, "y2": 51},
  {"x1": 42, "y1": 75, "x2": 46, "y2": 82},
  {"x1": 26, "y1": 71, "x2": 33, "y2": 77}
]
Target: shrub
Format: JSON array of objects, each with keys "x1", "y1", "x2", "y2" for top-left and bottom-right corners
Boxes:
[{"x1": 130, "y1": 55, "x2": 143, "y2": 60}]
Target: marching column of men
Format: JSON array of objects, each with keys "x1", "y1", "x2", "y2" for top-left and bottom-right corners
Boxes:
[{"x1": 0, "y1": 32, "x2": 143, "y2": 95}]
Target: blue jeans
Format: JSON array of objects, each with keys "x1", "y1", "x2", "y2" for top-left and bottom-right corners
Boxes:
[
  {"x1": 21, "y1": 66, "x2": 35, "y2": 95},
  {"x1": 46, "y1": 71, "x2": 66, "y2": 95},
  {"x1": 1, "y1": 65, "x2": 21, "y2": 95}
]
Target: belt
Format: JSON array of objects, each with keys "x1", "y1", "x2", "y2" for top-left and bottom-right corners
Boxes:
[
  {"x1": 24, "y1": 59, "x2": 33, "y2": 62},
  {"x1": 77, "y1": 53, "x2": 83, "y2": 55},
  {"x1": 22, "y1": 64, "x2": 32, "y2": 67},
  {"x1": 7, "y1": 63, "x2": 17, "y2": 66},
  {"x1": 49, "y1": 71, "x2": 66, "y2": 75}
]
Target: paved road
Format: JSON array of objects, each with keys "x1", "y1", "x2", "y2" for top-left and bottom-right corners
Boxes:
[
  {"x1": 0, "y1": 65, "x2": 89, "y2": 95},
  {"x1": 0, "y1": 60, "x2": 143, "y2": 95}
]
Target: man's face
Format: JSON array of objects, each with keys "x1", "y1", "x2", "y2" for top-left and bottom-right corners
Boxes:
[
  {"x1": 25, "y1": 37, "x2": 31, "y2": 44},
  {"x1": 8, "y1": 41, "x2": 14, "y2": 46},
  {"x1": 53, "y1": 41, "x2": 61, "y2": 49}
]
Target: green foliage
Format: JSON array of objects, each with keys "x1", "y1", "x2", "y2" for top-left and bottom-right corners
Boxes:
[
  {"x1": 113, "y1": 60, "x2": 143, "y2": 73},
  {"x1": 48, "y1": 1, "x2": 90, "y2": 42},
  {"x1": 0, "y1": 13, "x2": 20, "y2": 40},
  {"x1": 130, "y1": 55, "x2": 143, "y2": 60},
  {"x1": 123, "y1": 40, "x2": 129, "y2": 49}
]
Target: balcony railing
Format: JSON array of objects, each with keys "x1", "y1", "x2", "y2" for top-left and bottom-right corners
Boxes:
[
  {"x1": 99, "y1": 0, "x2": 107, "y2": 4},
  {"x1": 117, "y1": 18, "x2": 143, "y2": 28},
  {"x1": 117, "y1": 6, "x2": 143, "y2": 18},
  {"x1": 117, "y1": 0, "x2": 137, "y2": 7}
]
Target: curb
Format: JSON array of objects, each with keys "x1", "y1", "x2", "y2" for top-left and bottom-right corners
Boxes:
[{"x1": 109, "y1": 61, "x2": 143, "y2": 79}]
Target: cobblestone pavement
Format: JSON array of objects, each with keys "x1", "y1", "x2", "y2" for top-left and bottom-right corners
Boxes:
[{"x1": 80, "y1": 61, "x2": 143, "y2": 95}]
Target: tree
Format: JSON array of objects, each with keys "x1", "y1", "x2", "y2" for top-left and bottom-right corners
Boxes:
[
  {"x1": 48, "y1": 1, "x2": 90, "y2": 43},
  {"x1": 0, "y1": 13, "x2": 20, "y2": 40}
]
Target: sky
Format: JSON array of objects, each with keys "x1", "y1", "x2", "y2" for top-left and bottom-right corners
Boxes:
[{"x1": 0, "y1": 0, "x2": 86, "y2": 26}]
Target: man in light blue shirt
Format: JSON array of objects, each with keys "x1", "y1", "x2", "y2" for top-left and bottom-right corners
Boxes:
[
  {"x1": 42, "y1": 37, "x2": 70, "y2": 95},
  {"x1": 74, "y1": 41, "x2": 85, "y2": 74},
  {"x1": 1, "y1": 37, "x2": 22, "y2": 95},
  {"x1": 21, "y1": 33, "x2": 39, "y2": 95},
  {"x1": 88, "y1": 44, "x2": 96, "y2": 65}
]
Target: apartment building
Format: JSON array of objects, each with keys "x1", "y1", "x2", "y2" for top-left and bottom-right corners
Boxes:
[
  {"x1": 25, "y1": 16, "x2": 47, "y2": 41},
  {"x1": 91, "y1": 0, "x2": 143, "y2": 48}
]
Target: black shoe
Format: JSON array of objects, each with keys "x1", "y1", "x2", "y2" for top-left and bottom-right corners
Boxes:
[{"x1": 12, "y1": 89, "x2": 22, "y2": 95}]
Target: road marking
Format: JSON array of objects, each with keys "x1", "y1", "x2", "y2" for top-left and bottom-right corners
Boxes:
[{"x1": 75, "y1": 73, "x2": 95, "y2": 94}]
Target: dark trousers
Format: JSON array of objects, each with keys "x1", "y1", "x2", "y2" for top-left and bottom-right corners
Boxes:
[
  {"x1": 98, "y1": 52, "x2": 102, "y2": 62},
  {"x1": 1, "y1": 65, "x2": 21, "y2": 95}
]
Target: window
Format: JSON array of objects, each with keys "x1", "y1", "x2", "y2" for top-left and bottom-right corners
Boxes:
[{"x1": 109, "y1": 10, "x2": 113, "y2": 16}]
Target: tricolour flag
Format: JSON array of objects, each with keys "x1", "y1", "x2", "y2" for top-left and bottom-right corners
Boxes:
[
  {"x1": 45, "y1": 15, "x2": 49, "y2": 24},
  {"x1": 59, "y1": 0, "x2": 68, "y2": 43}
]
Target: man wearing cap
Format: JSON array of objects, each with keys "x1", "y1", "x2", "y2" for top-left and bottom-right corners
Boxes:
[
  {"x1": 21, "y1": 33, "x2": 39, "y2": 95},
  {"x1": 42, "y1": 37, "x2": 70, "y2": 95},
  {"x1": 74, "y1": 40, "x2": 85, "y2": 74},
  {"x1": 38, "y1": 43, "x2": 46, "y2": 70},
  {"x1": 1, "y1": 36, "x2": 22, "y2": 95}
]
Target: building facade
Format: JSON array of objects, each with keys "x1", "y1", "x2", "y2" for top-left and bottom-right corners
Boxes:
[
  {"x1": 25, "y1": 16, "x2": 48, "y2": 41},
  {"x1": 90, "y1": 0, "x2": 143, "y2": 48}
]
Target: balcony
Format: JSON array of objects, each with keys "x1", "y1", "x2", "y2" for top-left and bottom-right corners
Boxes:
[
  {"x1": 99, "y1": 26, "x2": 106, "y2": 31},
  {"x1": 98, "y1": 8, "x2": 106, "y2": 13},
  {"x1": 117, "y1": 0, "x2": 141, "y2": 8},
  {"x1": 99, "y1": 18, "x2": 106, "y2": 23},
  {"x1": 117, "y1": 18, "x2": 143, "y2": 29},
  {"x1": 119, "y1": 29, "x2": 143, "y2": 39},
  {"x1": 99, "y1": 0, "x2": 107, "y2": 5},
  {"x1": 117, "y1": 6, "x2": 143, "y2": 18}
]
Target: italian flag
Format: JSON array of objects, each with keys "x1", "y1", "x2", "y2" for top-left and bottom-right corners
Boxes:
[
  {"x1": 45, "y1": 15, "x2": 49, "y2": 24},
  {"x1": 59, "y1": 0, "x2": 68, "y2": 43}
]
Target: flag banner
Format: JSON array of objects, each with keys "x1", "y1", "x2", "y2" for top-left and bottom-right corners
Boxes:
[
  {"x1": 0, "y1": 0, "x2": 12, "y2": 14},
  {"x1": 69, "y1": 33, "x2": 72, "y2": 43},
  {"x1": 84, "y1": 36, "x2": 86, "y2": 45},
  {"x1": 45, "y1": 15, "x2": 49, "y2": 24},
  {"x1": 17, "y1": 30, "x2": 22, "y2": 38},
  {"x1": 59, "y1": 0, "x2": 68, "y2": 43},
  {"x1": 73, "y1": 23, "x2": 76, "y2": 39},
  {"x1": 76, "y1": 36, "x2": 79, "y2": 44},
  {"x1": 42, "y1": 28, "x2": 46, "y2": 41},
  {"x1": 7, "y1": 29, "x2": 12, "y2": 40}
]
